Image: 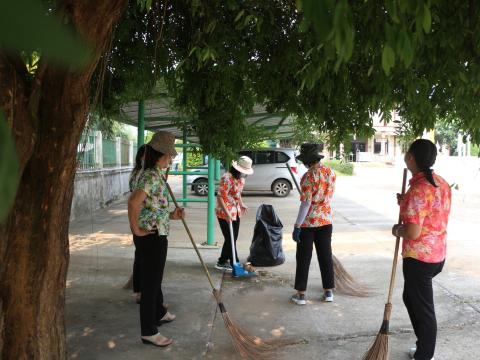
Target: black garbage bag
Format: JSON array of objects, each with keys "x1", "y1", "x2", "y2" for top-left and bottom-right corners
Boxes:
[{"x1": 247, "y1": 204, "x2": 285, "y2": 266}]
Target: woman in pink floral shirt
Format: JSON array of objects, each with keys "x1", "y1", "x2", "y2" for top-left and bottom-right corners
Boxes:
[
  {"x1": 291, "y1": 143, "x2": 336, "y2": 305},
  {"x1": 215, "y1": 156, "x2": 254, "y2": 271},
  {"x1": 392, "y1": 139, "x2": 451, "y2": 360}
]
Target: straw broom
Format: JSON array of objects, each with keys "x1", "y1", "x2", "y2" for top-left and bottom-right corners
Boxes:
[
  {"x1": 163, "y1": 176, "x2": 288, "y2": 359},
  {"x1": 286, "y1": 163, "x2": 372, "y2": 297},
  {"x1": 362, "y1": 168, "x2": 408, "y2": 360}
]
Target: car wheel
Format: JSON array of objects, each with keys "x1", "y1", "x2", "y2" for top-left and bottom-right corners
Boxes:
[
  {"x1": 272, "y1": 179, "x2": 291, "y2": 197},
  {"x1": 193, "y1": 180, "x2": 209, "y2": 196}
]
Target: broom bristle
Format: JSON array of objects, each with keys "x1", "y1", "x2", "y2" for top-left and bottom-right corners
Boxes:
[
  {"x1": 333, "y1": 255, "x2": 373, "y2": 297},
  {"x1": 220, "y1": 309, "x2": 293, "y2": 359},
  {"x1": 362, "y1": 332, "x2": 390, "y2": 360}
]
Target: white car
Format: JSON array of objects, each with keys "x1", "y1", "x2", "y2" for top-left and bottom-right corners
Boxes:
[{"x1": 187, "y1": 148, "x2": 307, "y2": 197}]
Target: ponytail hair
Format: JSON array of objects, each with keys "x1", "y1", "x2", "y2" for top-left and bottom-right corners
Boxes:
[
  {"x1": 134, "y1": 144, "x2": 146, "y2": 171},
  {"x1": 407, "y1": 139, "x2": 438, "y2": 187}
]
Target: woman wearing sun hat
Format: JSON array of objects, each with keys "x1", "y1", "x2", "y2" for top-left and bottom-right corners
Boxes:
[
  {"x1": 128, "y1": 130, "x2": 184, "y2": 347},
  {"x1": 291, "y1": 143, "x2": 336, "y2": 305},
  {"x1": 215, "y1": 156, "x2": 254, "y2": 271}
]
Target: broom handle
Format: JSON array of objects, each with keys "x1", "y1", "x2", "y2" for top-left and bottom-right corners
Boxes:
[
  {"x1": 286, "y1": 163, "x2": 301, "y2": 193},
  {"x1": 229, "y1": 220, "x2": 238, "y2": 266},
  {"x1": 163, "y1": 176, "x2": 217, "y2": 291},
  {"x1": 385, "y1": 168, "x2": 408, "y2": 304}
]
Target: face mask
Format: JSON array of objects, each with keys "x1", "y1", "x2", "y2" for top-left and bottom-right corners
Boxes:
[{"x1": 241, "y1": 174, "x2": 248, "y2": 179}]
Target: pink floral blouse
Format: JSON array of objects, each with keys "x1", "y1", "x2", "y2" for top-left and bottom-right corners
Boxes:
[
  {"x1": 400, "y1": 172, "x2": 452, "y2": 263},
  {"x1": 300, "y1": 164, "x2": 336, "y2": 227},
  {"x1": 215, "y1": 172, "x2": 245, "y2": 221}
]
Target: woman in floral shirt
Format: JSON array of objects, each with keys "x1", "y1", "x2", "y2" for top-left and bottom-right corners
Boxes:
[
  {"x1": 392, "y1": 139, "x2": 451, "y2": 360},
  {"x1": 214, "y1": 156, "x2": 254, "y2": 271},
  {"x1": 291, "y1": 143, "x2": 336, "y2": 306},
  {"x1": 128, "y1": 131, "x2": 184, "y2": 347},
  {"x1": 128, "y1": 144, "x2": 145, "y2": 303}
]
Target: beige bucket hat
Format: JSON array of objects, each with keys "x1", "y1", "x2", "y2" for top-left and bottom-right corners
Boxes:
[
  {"x1": 147, "y1": 131, "x2": 178, "y2": 156},
  {"x1": 232, "y1": 155, "x2": 254, "y2": 175}
]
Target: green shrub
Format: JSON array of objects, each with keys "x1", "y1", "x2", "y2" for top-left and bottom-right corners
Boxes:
[{"x1": 323, "y1": 159, "x2": 354, "y2": 176}]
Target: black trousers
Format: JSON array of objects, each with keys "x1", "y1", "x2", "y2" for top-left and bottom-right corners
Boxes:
[
  {"x1": 295, "y1": 225, "x2": 334, "y2": 291},
  {"x1": 133, "y1": 232, "x2": 168, "y2": 336},
  {"x1": 403, "y1": 257, "x2": 445, "y2": 360},
  {"x1": 218, "y1": 218, "x2": 240, "y2": 265},
  {"x1": 132, "y1": 246, "x2": 140, "y2": 293}
]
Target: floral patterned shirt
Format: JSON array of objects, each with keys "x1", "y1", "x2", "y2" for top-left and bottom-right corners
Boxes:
[
  {"x1": 136, "y1": 167, "x2": 170, "y2": 235},
  {"x1": 215, "y1": 172, "x2": 245, "y2": 221},
  {"x1": 400, "y1": 172, "x2": 451, "y2": 263},
  {"x1": 129, "y1": 168, "x2": 142, "y2": 192},
  {"x1": 300, "y1": 163, "x2": 336, "y2": 227}
]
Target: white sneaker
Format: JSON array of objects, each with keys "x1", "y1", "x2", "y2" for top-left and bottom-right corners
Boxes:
[
  {"x1": 408, "y1": 347, "x2": 434, "y2": 360},
  {"x1": 322, "y1": 290, "x2": 334, "y2": 302},
  {"x1": 290, "y1": 293, "x2": 306, "y2": 305}
]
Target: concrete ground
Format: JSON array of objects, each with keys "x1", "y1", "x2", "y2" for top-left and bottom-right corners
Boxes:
[{"x1": 67, "y1": 161, "x2": 480, "y2": 359}]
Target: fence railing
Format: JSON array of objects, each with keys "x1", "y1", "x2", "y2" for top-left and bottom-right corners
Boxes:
[{"x1": 77, "y1": 131, "x2": 134, "y2": 171}]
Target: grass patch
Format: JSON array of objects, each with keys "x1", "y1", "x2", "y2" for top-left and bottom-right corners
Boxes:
[{"x1": 324, "y1": 159, "x2": 354, "y2": 176}]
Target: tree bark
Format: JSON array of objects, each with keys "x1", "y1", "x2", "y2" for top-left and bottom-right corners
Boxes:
[{"x1": 0, "y1": 0, "x2": 128, "y2": 358}]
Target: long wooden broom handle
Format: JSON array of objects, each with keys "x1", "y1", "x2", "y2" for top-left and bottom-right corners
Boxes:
[
  {"x1": 386, "y1": 168, "x2": 408, "y2": 304},
  {"x1": 286, "y1": 163, "x2": 301, "y2": 193},
  {"x1": 162, "y1": 175, "x2": 217, "y2": 291}
]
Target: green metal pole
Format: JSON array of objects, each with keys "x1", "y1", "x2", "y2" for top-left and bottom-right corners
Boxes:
[
  {"x1": 137, "y1": 100, "x2": 145, "y2": 146},
  {"x1": 207, "y1": 155, "x2": 215, "y2": 245},
  {"x1": 215, "y1": 159, "x2": 221, "y2": 181},
  {"x1": 182, "y1": 125, "x2": 188, "y2": 207}
]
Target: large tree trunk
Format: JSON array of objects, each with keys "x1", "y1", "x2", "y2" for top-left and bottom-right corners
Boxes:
[{"x1": 0, "y1": 0, "x2": 128, "y2": 358}]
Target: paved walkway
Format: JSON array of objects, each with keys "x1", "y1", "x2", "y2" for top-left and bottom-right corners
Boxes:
[{"x1": 67, "y1": 163, "x2": 480, "y2": 359}]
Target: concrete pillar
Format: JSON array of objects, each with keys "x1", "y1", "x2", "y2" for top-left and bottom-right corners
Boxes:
[
  {"x1": 467, "y1": 136, "x2": 471, "y2": 157},
  {"x1": 129, "y1": 140, "x2": 134, "y2": 166},
  {"x1": 95, "y1": 131, "x2": 103, "y2": 169},
  {"x1": 380, "y1": 139, "x2": 386, "y2": 156},
  {"x1": 115, "y1": 137, "x2": 121, "y2": 167},
  {"x1": 457, "y1": 133, "x2": 463, "y2": 156}
]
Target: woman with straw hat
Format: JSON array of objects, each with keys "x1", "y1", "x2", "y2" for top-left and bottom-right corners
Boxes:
[
  {"x1": 129, "y1": 144, "x2": 146, "y2": 304},
  {"x1": 392, "y1": 139, "x2": 451, "y2": 360},
  {"x1": 215, "y1": 156, "x2": 254, "y2": 271},
  {"x1": 128, "y1": 131, "x2": 184, "y2": 347},
  {"x1": 291, "y1": 143, "x2": 336, "y2": 305}
]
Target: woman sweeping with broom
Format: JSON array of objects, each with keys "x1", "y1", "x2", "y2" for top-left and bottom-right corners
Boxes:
[
  {"x1": 214, "y1": 155, "x2": 254, "y2": 272},
  {"x1": 291, "y1": 143, "x2": 336, "y2": 305},
  {"x1": 392, "y1": 139, "x2": 451, "y2": 360}
]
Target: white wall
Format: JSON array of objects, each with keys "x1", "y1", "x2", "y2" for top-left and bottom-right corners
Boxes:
[{"x1": 70, "y1": 168, "x2": 132, "y2": 221}]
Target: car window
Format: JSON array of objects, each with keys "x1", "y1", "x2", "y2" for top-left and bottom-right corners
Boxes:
[
  {"x1": 255, "y1": 151, "x2": 275, "y2": 164},
  {"x1": 275, "y1": 151, "x2": 290, "y2": 163},
  {"x1": 239, "y1": 150, "x2": 253, "y2": 160}
]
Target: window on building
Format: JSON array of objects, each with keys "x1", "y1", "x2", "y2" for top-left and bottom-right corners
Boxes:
[{"x1": 374, "y1": 140, "x2": 382, "y2": 154}]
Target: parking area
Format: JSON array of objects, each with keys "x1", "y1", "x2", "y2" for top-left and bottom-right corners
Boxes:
[{"x1": 67, "y1": 161, "x2": 480, "y2": 359}]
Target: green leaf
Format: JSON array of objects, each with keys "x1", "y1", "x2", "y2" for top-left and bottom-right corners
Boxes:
[
  {"x1": 422, "y1": 4, "x2": 432, "y2": 33},
  {"x1": 302, "y1": 0, "x2": 335, "y2": 41},
  {"x1": 0, "y1": 0, "x2": 91, "y2": 67},
  {"x1": 382, "y1": 44, "x2": 395, "y2": 75},
  {"x1": 234, "y1": 10, "x2": 245, "y2": 22},
  {"x1": 0, "y1": 112, "x2": 19, "y2": 222}
]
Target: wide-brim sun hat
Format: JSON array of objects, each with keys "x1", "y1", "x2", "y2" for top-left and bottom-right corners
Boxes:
[
  {"x1": 232, "y1": 155, "x2": 254, "y2": 175},
  {"x1": 147, "y1": 131, "x2": 178, "y2": 156},
  {"x1": 296, "y1": 143, "x2": 324, "y2": 164}
]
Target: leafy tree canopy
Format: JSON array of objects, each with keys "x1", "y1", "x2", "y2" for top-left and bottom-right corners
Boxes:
[{"x1": 98, "y1": 0, "x2": 480, "y2": 162}]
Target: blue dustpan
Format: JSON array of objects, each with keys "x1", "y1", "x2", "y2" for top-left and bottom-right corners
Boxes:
[
  {"x1": 229, "y1": 221, "x2": 256, "y2": 278},
  {"x1": 232, "y1": 263, "x2": 256, "y2": 278}
]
